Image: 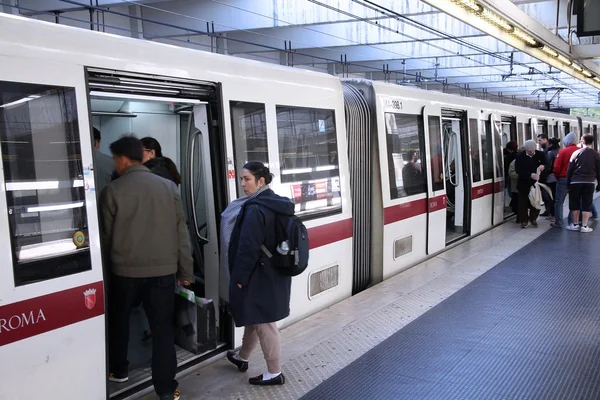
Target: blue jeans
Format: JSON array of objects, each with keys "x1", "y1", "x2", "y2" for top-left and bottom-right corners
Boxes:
[{"x1": 554, "y1": 178, "x2": 568, "y2": 227}]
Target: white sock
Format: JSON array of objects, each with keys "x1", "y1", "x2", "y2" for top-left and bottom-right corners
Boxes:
[
  {"x1": 262, "y1": 371, "x2": 281, "y2": 380},
  {"x1": 233, "y1": 353, "x2": 248, "y2": 362}
]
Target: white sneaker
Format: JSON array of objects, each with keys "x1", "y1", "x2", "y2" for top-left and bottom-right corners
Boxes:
[
  {"x1": 566, "y1": 223, "x2": 581, "y2": 231},
  {"x1": 581, "y1": 226, "x2": 594, "y2": 233}
]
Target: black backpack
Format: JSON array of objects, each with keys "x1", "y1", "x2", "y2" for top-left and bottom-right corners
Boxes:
[{"x1": 261, "y1": 213, "x2": 309, "y2": 277}]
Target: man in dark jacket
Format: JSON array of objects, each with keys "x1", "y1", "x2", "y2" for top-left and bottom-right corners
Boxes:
[
  {"x1": 101, "y1": 136, "x2": 193, "y2": 400},
  {"x1": 515, "y1": 139, "x2": 546, "y2": 228},
  {"x1": 566, "y1": 134, "x2": 600, "y2": 232}
]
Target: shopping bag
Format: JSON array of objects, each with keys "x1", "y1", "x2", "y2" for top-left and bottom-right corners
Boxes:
[{"x1": 173, "y1": 285, "x2": 217, "y2": 354}]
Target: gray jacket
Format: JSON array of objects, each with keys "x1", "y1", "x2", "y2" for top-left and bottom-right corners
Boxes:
[
  {"x1": 94, "y1": 149, "x2": 114, "y2": 195},
  {"x1": 100, "y1": 164, "x2": 194, "y2": 281}
]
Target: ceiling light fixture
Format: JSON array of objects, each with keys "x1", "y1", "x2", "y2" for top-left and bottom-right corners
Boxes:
[
  {"x1": 540, "y1": 46, "x2": 558, "y2": 58},
  {"x1": 572, "y1": 64, "x2": 584, "y2": 72},
  {"x1": 594, "y1": 77, "x2": 600, "y2": 83},
  {"x1": 481, "y1": 8, "x2": 513, "y2": 32},
  {"x1": 512, "y1": 28, "x2": 537, "y2": 46},
  {"x1": 453, "y1": 0, "x2": 482, "y2": 13},
  {"x1": 556, "y1": 54, "x2": 572, "y2": 66},
  {"x1": 582, "y1": 70, "x2": 593, "y2": 78}
]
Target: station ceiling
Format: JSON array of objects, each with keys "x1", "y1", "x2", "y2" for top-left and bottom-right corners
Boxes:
[{"x1": 5, "y1": 0, "x2": 600, "y2": 111}]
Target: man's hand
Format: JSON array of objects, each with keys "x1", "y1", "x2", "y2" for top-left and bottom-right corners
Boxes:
[
  {"x1": 178, "y1": 280, "x2": 191, "y2": 287},
  {"x1": 531, "y1": 173, "x2": 539, "y2": 180},
  {"x1": 237, "y1": 283, "x2": 242, "y2": 289},
  {"x1": 539, "y1": 165, "x2": 545, "y2": 172}
]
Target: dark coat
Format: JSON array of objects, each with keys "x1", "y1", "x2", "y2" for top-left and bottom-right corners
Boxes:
[
  {"x1": 515, "y1": 150, "x2": 546, "y2": 194},
  {"x1": 228, "y1": 189, "x2": 294, "y2": 327},
  {"x1": 144, "y1": 157, "x2": 179, "y2": 184}
]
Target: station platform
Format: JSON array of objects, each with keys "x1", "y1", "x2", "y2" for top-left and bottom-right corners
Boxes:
[{"x1": 140, "y1": 205, "x2": 600, "y2": 400}]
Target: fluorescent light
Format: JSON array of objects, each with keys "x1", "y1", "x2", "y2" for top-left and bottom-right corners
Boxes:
[
  {"x1": 512, "y1": 28, "x2": 537, "y2": 46},
  {"x1": 6, "y1": 180, "x2": 84, "y2": 191},
  {"x1": 481, "y1": 9, "x2": 513, "y2": 32},
  {"x1": 27, "y1": 201, "x2": 84, "y2": 213},
  {"x1": 572, "y1": 64, "x2": 584, "y2": 72},
  {"x1": 582, "y1": 70, "x2": 593, "y2": 78},
  {"x1": 557, "y1": 54, "x2": 572, "y2": 66},
  {"x1": 594, "y1": 77, "x2": 600, "y2": 83},
  {"x1": 0, "y1": 95, "x2": 40, "y2": 109},
  {"x1": 541, "y1": 46, "x2": 558, "y2": 58},
  {"x1": 89, "y1": 91, "x2": 206, "y2": 105},
  {"x1": 453, "y1": 0, "x2": 481, "y2": 12}
]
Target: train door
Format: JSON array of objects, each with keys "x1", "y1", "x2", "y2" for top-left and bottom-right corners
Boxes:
[
  {"x1": 501, "y1": 116, "x2": 516, "y2": 218},
  {"x1": 530, "y1": 117, "x2": 539, "y2": 143},
  {"x1": 0, "y1": 57, "x2": 105, "y2": 399},
  {"x1": 422, "y1": 105, "x2": 446, "y2": 254},
  {"x1": 516, "y1": 115, "x2": 527, "y2": 145},
  {"x1": 441, "y1": 109, "x2": 471, "y2": 244},
  {"x1": 86, "y1": 70, "x2": 226, "y2": 398},
  {"x1": 490, "y1": 114, "x2": 504, "y2": 225}
]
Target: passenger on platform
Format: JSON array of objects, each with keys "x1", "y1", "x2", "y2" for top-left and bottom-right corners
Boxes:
[
  {"x1": 553, "y1": 132, "x2": 581, "y2": 228},
  {"x1": 141, "y1": 137, "x2": 181, "y2": 185},
  {"x1": 515, "y1": 140, "x2": 545, "y2": 228},
  {"x1": 566, "y1": 134, "x2": 600, "y2": 232},
  {"x1": 540, "y1": 137, "x2": 560, "y2": 220},
  {"x1": 508, "y1": 147, "x2": 523, "y2": 222},
  {"x1": 225, "y1": 161, "x2": 294, "y2": 386},
  {"x1": 93, "y1": 127, "x2": 114, "y2": 195},
  {"x1": 567, "y1": 136, "x2": 599, "y2": 223},
  {"x1": 537, "y1": 133, "x2": 549, "y2": 151},
  {"x1": 402, "y1": 150, "x2": 423, "y2": 196},
  {"x1": 101, "y1": 136, "x2": 192, "y2": 400}
]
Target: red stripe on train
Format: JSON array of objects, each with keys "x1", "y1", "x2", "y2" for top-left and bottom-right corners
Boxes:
[
  {"x1": 428, "y1": 194, "x2": 447, "y2": 213},
  {"x1": 0, "y1": 281, "x2": 104, "y2": 347},
  {"x1": 384, "y1": 198, "x2": 428, "y2": 225},
  {"x1": 472, "y1": 183, "x2": 493, "y2": 199},
  {"x1": 308, "y1": 218, "x2": 353, "y2": 249}
]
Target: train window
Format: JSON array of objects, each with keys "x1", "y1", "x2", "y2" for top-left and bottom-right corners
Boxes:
[
  {"x1": 481, "y1": 120, "x2": 494, "y2": 180},
  {"x1": 525, "y1": 123, "x2": 532, "y2": 140},
  {"x1": 384, "y1": 113, "x2": 427, "y2": 199},
  {"x1": 518, "y1": 123, "x2": 524, "y2": 143},
  {"x1": 0, "y1": 81, "x2": 91, "y2": 286},
  {"x1": 469, "y1": 118, "x2": 481, "y2": 183},
  {"x1": 230, "y1": 101, "x2": 269, "y2": 180},
  {"x1": 276, "y1": 106, "x2": 341, "y2": 215},
  {"x1": 427, "y1": 116, "x2": 444, "y2": 192}
]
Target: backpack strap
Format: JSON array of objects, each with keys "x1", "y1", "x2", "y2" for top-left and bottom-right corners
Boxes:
[{"x1": 261, "y1": 244, "x2": 273, "y2": 258}]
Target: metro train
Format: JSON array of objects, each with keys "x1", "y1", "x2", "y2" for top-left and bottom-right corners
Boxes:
[{"x1": 0, "y1": 12, "x2": 599, "y2": 400}]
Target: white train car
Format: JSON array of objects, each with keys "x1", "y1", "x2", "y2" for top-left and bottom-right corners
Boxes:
[
  {"x1": 1, "y1": 11, "x2": 599, "y2": 400},
  {"x1": 0, "y1": 13, "x2": 353, "y2": 400}
]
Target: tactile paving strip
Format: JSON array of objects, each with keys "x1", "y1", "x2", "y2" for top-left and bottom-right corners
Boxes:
[
  {"x1": 301, "y1": 224, "x2": 600, "y2": 400},
  {"x1": 214, "y1": 224, "x2": 551, "y2": 400}
]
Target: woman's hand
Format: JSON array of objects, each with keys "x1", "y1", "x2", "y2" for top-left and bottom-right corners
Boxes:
[{"x1": 237, "y1": 283, "x2": 242, "y2": 289}]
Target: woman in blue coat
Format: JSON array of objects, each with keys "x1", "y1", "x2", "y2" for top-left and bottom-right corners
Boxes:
[{"x1": 225, "y1": 161, "x2": 294, "y2": 386}]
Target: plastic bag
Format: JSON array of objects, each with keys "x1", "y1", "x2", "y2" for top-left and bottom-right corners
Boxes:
[{"x1": 173, "y1": 285, "x2": 217, "y2": 354}]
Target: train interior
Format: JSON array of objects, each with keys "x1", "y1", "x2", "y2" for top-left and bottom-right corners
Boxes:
[
  {"x1": 442, "y1": 113, "x2": 470, "y2": 244},
  {"x1": 501, "y1": 117, "x2": 517, "y2": 218},
  {"x1": 87, "y1": 70, "x2": 229, "y2": 398}
]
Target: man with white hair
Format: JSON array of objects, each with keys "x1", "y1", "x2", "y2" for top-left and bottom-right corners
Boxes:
[
  {"x1": 515, "y1": 139, "x2": 546, "y2": 228},
  {"x1": 552, "y1": 132, "x2": 581, "y2": 228}
]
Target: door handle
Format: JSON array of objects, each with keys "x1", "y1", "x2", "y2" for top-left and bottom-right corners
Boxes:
[{"x1": 188, "y1": 129, "x2": 209, "y2": 246}]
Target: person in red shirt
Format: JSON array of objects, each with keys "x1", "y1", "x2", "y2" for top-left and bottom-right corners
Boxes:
[{"x1": 552, "y1": 132, "x2": 580, "y2": 228}]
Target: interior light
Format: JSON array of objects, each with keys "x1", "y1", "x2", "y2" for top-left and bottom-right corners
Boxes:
[
  {"x1": 556, "y1": 54, "x2": 572, "y2": 66},
  {"x1": 572, "y1": 64, "x2": 584, "y2": 72},
  {"x1": 594, "y1": 77, "x2": 600, "y2": 83},
  {"x1": 0, "y1": 95, "x2": 41, "y2": 109},
  {"x1": 481, "y1": 9, "x2": 513, "y2": 32},
  {"x1": 453, "y1": 0, "x2": 482, "y2": 12},
  {"x1": 582, "y1": 70, "x2": 593, "y2": 78},
  {"x1": 541, "y1": 46, "x2": 558, "y2": 58},
  {"x1": 512, "y1": 28, "x2": 537, "y2": 46}
]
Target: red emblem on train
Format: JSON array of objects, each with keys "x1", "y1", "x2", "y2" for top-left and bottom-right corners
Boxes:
[{"x1": 83, "y1": 288, "x2": 97, "y2": 310}]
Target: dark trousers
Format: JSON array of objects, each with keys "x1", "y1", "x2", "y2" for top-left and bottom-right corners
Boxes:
[
  {"x1": 518, "y1": 190, "x2": 540, "y2": 224},
  {"x1": 542, "y1": 182, "x2": 556, "y2": 216},
  {"x1": 108, "y1": 274, "x2": 178, "y2": 396}
]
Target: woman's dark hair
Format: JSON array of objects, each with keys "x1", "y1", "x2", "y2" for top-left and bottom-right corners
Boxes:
[
  {"x1": 548, "y1": 137, "x2": 561, "y2": 146},
  {"x1": 140, "y1": 137, "x2": 181, "y2": 185},
  {"x1": 243, "y1": 161, "x2": 273, "y2": 185}
]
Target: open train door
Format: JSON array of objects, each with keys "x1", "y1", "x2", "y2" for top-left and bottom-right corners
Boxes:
[
  {"x1": 422, "y1": 105, "x2": 446, "y2": 254},
  {"x1": 490, "y1": 113, "x2": 505, "y2": 225},
  {"x1": 0, "y1": 56, "x2": 105, "y2": 398}
]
